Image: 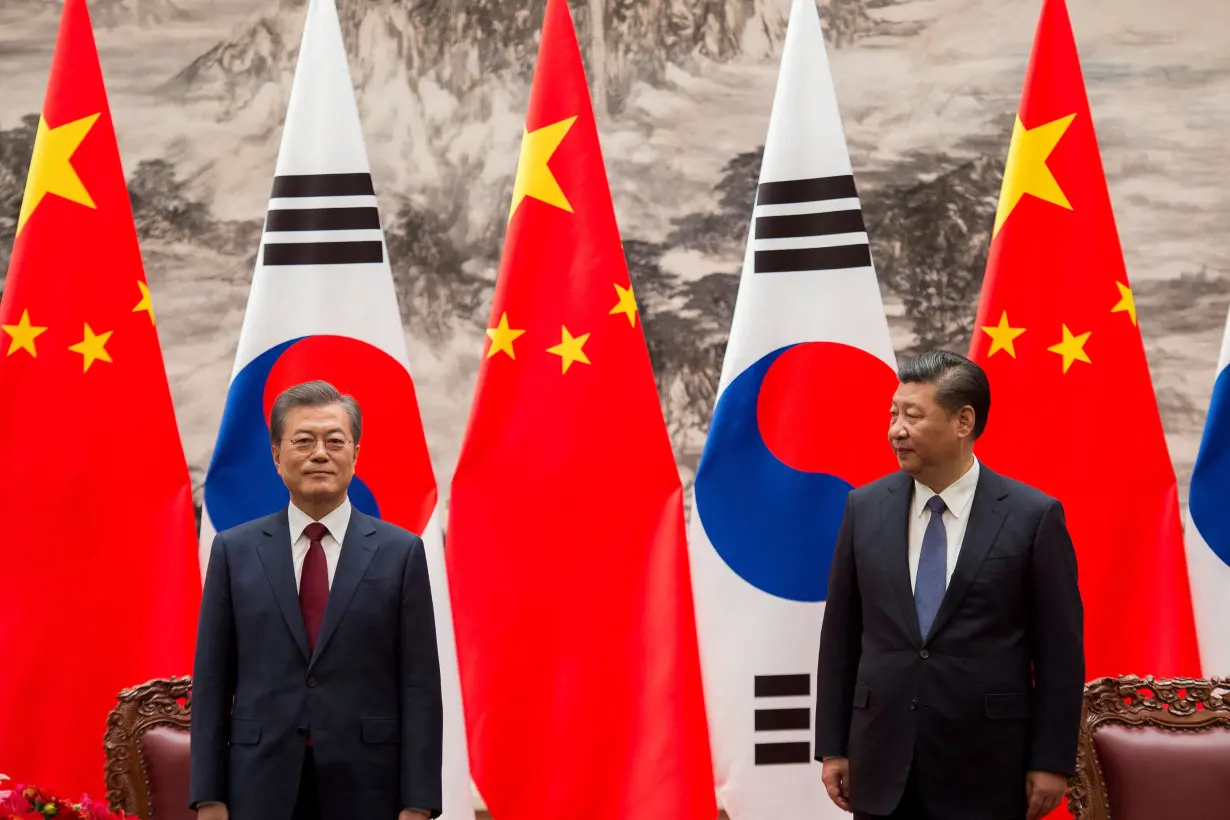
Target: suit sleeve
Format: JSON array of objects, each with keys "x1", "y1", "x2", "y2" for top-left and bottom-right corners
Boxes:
[
  {"x1": 815, "y1": 493, "x2": 862, "y2": 760},
  {"x1": 189, "y1": 532, "x2": 237, "y2": 809},
  {"x1": 1027, "y1": 499, "x2": 1085, "y2": 776},
  {"x1": 400, "y1": 534, "x2": 444, "y2": 817}
]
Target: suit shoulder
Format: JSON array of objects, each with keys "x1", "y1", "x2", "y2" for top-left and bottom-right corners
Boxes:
[
  {"x1": 995, "y1": 472, "x2": 1059, "y2": 513},
  {"x1": 214, "y1": 510, "x2": 282, "y2": 544},
  {"x1": 848, "y1": 471, "x2": 909, "y2": 505},
  {"x1": 364, "y1": 514, "x2": 424, "y2": 550}
]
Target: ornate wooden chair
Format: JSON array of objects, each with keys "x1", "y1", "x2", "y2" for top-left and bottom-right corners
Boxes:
[
  {"x1": 103, "y1": 677, "x2": 194, "y2": 820},
  {"x1": 1068, "y1": 675, "x2": 1230, "y2": 820}
]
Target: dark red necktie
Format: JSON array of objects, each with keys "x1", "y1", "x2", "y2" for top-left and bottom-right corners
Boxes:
[{"x1": 299, "y1": 522, "x2": 330, "y2": 653}]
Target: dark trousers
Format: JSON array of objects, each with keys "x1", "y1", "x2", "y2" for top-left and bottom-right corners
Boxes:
[
  {"x1": 291, "y1": 746, "x2": 322, "y2": 820},
  {"x1": 855, "y1": 765, "x2": 928, "y2": 820}
]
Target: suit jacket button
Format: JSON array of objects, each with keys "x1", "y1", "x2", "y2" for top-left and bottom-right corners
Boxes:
[
  {"x1": 920, "y1": 649, "x2": 929, "y2": 659},
  {"x1": 307, "y1": 677, "x2": 318, "y2": 687},
  {"x1": 297, "y1": 726, "x2": 307, "y2": 736},
  {"x1": 910, "y1": 699, "x2": 918, "y2": 710}
]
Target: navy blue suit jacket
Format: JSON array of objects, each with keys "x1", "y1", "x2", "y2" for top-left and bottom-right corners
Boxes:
[{"x1": 188, "y1": 507, "x2": 443, "y2": 820}]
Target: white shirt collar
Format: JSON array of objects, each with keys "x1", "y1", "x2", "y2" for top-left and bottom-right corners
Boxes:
[
  {"x1": 287, "y1": 496, "x2": 352, "y2": 544},
  {"x1": 912, "y1": 457, "x2": 980, "y2": 520}
]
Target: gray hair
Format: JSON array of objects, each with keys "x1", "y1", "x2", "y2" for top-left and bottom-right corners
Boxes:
[{"x1": 269, "y1": 380, "x2": 363, "y2": 445}]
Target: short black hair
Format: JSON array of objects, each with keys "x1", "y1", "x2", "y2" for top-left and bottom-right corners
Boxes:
[
  {"x1": 269, "y1": 380, "x2": 363, "y2": 445},
  {"x1": 897, "y1": 350, "x2": 991, "y2": 438}
]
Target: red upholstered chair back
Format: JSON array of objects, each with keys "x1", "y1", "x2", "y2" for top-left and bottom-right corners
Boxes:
[
  {"x1": 103, "y1": 677, "x2": 194, "y2": 820},
  {"x1": 1068, "y1": 675, "x2": 1230, "y2": 820}
]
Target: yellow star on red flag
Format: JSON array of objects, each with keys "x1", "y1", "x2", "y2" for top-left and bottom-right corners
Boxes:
[
  {"x1": 2, "y1": 310, "x2": 48, "y2": 357},
  {"x1": 508, "y1": 116, "x2": 578, "y2": 221},
  {"x1": 486, "y1": 312, "x2": 525, "y2": 360},
  {"x1": 546, "y1": 325, "x2": 590, "y2": 373},
  {"x1": 17, "y1": 112, "x2": 100, "y2": 235},
  {"x1": 992, "y1": 113, "x2": 1076, "y2": 237},
  {"x1": 133, "y1": 280, "x2": 156, "y2": 324},
  {"x1": 609, "y1": 283, "x2": 638, "y2": 327},
  {"x1": 980, "y1": 310, "x2": 1026, "y2": 358},
  {"x1": 1111, "y1": 281, "x2": 1137, "y2": 326},
  {"x1": 68, "y1": 322, "x2": 113, "y2": 372},
  {"x1": 1047, "y1": 324, "x2": 1091, "y2": 373}
]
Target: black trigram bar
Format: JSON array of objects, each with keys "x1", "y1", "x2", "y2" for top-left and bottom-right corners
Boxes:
[
  {"x1": 755, "y1": 742, "x2": 811, "y2": 765},
  {"x1": 755, "y1": 209, "x2": 866, "y2": 240},
  {"x1": 754, "y1": 674, "x2": 810, "y2": 698},
  {"x1": 263, "y1": 241, "x2": 384, "y2": 266},
  {"x1": 755, "y1": 244, "x2": 872, "y2": 274},
  {"x1": 270, "y1": 173, "x2": 375, "y2": 199},
  {"x1": 756, "y1": 175, "x2": 859, "y2": 206},
  {"x1": 265, "y1": 207, "x2": 381, "y2": 232},
  {"x1": 755, "y1": 708, "x2": 810, "y2": 731}
]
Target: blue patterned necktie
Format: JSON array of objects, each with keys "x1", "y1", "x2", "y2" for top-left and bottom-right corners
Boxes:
[{"x1": 915, "y1": 495, "x2": 947, "y2": 640}]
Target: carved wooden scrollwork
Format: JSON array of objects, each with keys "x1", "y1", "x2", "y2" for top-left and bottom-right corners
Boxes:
[
  {"x1": 103, "y1": 676, "x2": 193, "y2": 819},
  {"x1": 1067, "y1": 675, "x2": 1230, "y2": 819}
]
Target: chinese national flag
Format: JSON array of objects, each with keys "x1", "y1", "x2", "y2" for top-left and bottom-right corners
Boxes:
[
  {"x1": 444, "y1": 0, "x2": 716, "y2": 818},
  {"x1": 970, "y1": 0, "x2": 1200, "y2": 692},
  {"x1": 0, "y1": 0, "x2": 200, "y2": 797}
]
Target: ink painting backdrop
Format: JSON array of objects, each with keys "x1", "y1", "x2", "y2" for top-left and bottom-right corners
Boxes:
[{"x1": 0, "y1": 0, "x2": 1227, "y2": 521}]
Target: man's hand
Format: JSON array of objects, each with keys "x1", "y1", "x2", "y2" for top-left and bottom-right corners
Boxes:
[
  {"x1": 399, "y1": 810, "x2": 429, "y2": 820},
  {"x1": 1026, "y1": 770, "x2": 1068, "y2": 820},
  {"x1": 196, "y1": 804, "x2": 228, "y2": 820},
  {"x1": 821, "y1": 757, "x2": 852, "y2": 813}
]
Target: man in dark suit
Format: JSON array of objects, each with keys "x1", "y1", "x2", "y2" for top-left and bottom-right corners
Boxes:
[
  {"x1": 815, "y1": 350, "x2": 1084, "y2": 820},
  {"x1": 190, "y1": 380, "x2": 443, "y2": 820}
]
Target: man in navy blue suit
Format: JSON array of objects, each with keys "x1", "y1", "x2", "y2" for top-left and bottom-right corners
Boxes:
[{"x1": 189, "y1": 380, "x2": 443, "y2": 820}]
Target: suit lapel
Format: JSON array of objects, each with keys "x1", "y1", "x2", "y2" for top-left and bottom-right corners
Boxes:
[
  {"x1": 256, "y1": 509, "x2": 311, "y2": 663},
  {"x1": 925, "y1": 467, "x2": 1010, "y2": 643},
  {"x1": 879, "y1": 472, "x2": 923, "y2": 647},
  {"x1": 309, "y1": 510, "x2": 378, "y2": 669}
]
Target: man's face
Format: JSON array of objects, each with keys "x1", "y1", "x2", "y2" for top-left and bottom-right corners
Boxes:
[
  {"x1": 887, "y1": 381, "x2": 967, "y2": 477},
  {"x1": 271, "y1": 403, "x2": 358, "y2": 506}
]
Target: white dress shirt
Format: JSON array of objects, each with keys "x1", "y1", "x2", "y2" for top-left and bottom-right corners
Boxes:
[
  {"x1": 287, "y1": 497, "x2": 351, "y2": 591},
  {"x1": 908, "y1": 457, "x2": 980, "y2": 592}
]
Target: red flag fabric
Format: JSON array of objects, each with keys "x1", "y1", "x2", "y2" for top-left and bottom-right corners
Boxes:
[
  {"x1": 444, "y1": 0, "x2": 716, "y2": 818},
  {"x1": 0, "y1": 0, "x2": 200, "y2": 797},
  {"x1": 970, "y1": 0, "x2": 1200, "y2": 683}
]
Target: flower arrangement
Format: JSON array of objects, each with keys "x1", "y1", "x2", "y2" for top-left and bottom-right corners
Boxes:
[{"x1": 0, "y1": 775, "x2": 131, "y2": 820}]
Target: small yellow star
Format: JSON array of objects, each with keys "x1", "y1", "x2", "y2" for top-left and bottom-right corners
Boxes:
[
  {"x1": 609, "y1": 283, "x2": 638, "y2": 327},
  {"x1": 2, "y1": 309, "x2": 48, "y2": 357},
  {"x1": 485, "y1": 312, "x2": 525, "y2": 360},
  {"x1": 508, "y1": 116, "x2": 578, "y2": 221},
  {"x1": 68, "y1": 323, "x2": 113, "y2": 372},
  {"x1": 980, "y1": 310, "x2": 1026, "y2": 358},
  {"x1": 17, "y1": 112, "x2": 101, "y2": 236},
  {"x1": 993, "y1": 113, "x2": 1077, "y2": 237},
  {"x1": 1047, "y1": 324, "x2": 1091, "y2": 374},
  {"x1": 546, "y1": 326, "x2": 591, "y2": 374},
  {"x1": 133, "y1": 280, "x2": 155, "y2": 325},
  {"x1": 1111, "y1": 281, "x2": 1136, "y2": 326}
]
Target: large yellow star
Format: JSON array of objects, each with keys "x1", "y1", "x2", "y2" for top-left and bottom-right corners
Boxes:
[
  {"x1": 1111, "y1": 281, "x2": 1137, "y2": 326},
  {"x1": 485, "y1": 311, "x2": 525, "y2": 359},
  {"x1": 546, "y1": 325, "x2": 590, "y2": 374},
  {"x1": 992, "y1": 113, "x2": 1077, "y2": 237},
  {"x1": 133, "y1": 280, "x2": 156, "y2": 325},
  {"x1": 2, "y1": 309, "x2": 48, "y2": 357},
  {"x1": 609, "y1": 282, "x2": 638, "y2": 327},
  {"x1": 17, "y1": 112, "x2": 101, "y2": 236},
  {"x1": 508, "y1": 116, "x2": 578, "y2": 221},
  {"x1": 1047, "y1": 324, "x2": 1091, "y2": 373},
  {"x1": 68, "y1": 323, "x2": 113, "y2": 372},
  {"x1": 980, "y1": 310, "x2": 1026, "y2": 358}
]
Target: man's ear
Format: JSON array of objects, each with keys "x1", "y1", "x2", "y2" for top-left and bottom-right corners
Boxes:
[
  {"x1": 956, "y1": 406, "x2": 976, "y2": 438},
  {"x1": 271, "y1": 443, "x2": 282, "y2": 473}
]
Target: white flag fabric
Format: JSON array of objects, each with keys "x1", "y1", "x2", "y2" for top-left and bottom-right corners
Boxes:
[
  {"x1": 1186, "y1": 306, "x2": 1230, "y2": 676},
  {"x1": 197, "y1": 0, "x2": 475, "y2": 816},
  {"x1": 687, "y1": 0, "x2": 899, "y2": 816}
]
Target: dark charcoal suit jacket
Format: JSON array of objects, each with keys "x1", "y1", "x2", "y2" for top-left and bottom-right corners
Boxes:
[
  {"x1": 188, "y1": 507, "x2": 443, "y2": 820},
  {"x1": 815, "y1": 466, "x2": 1084, "y2": 820}
]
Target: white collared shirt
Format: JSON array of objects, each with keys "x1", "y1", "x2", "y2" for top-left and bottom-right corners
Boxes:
[
  {"x1": 908, "y1": 457, "x2": 980, "y2": 592},
  {"x1": 287, "y1": 497, "x2": 352, "y2": 591}
]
